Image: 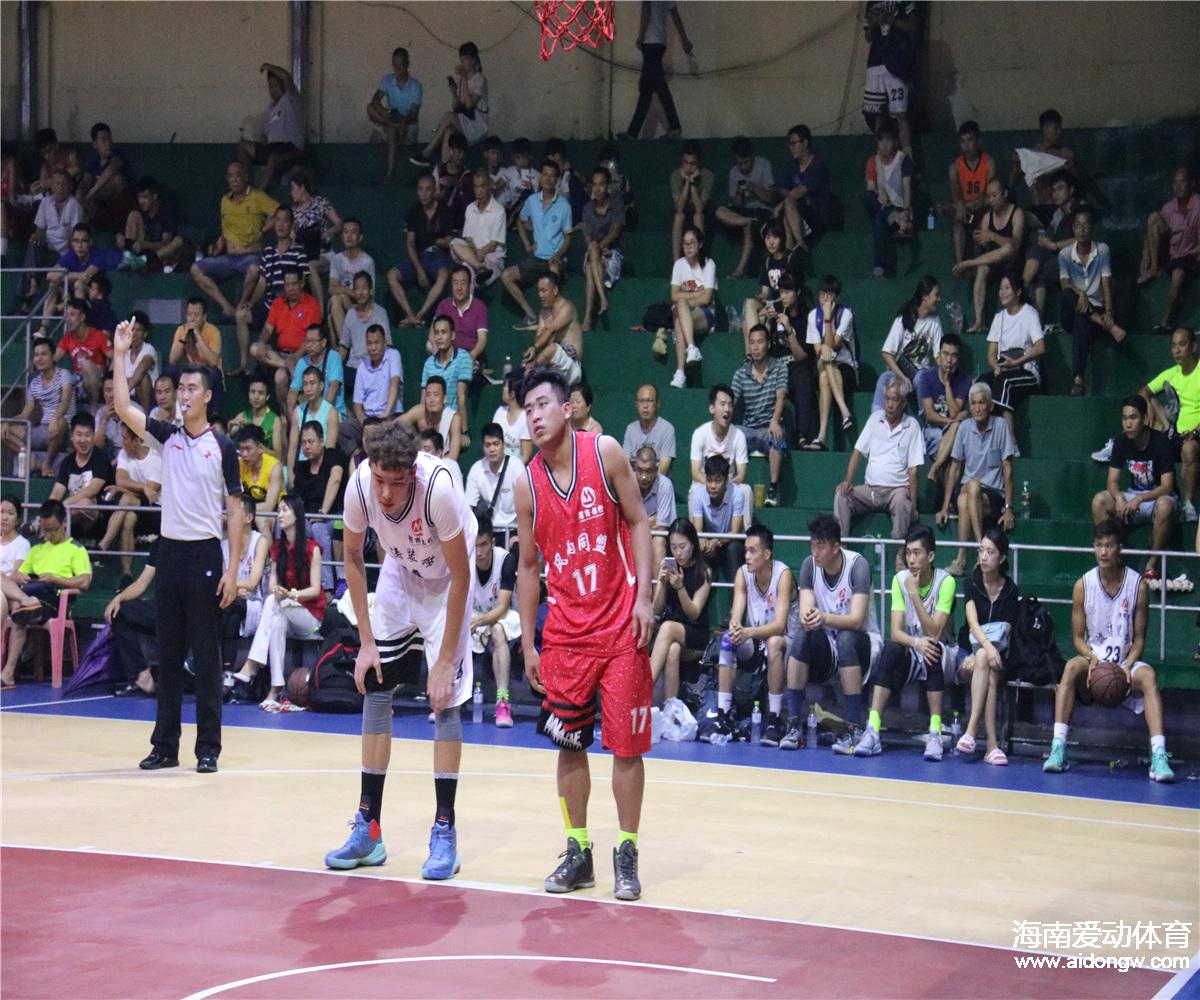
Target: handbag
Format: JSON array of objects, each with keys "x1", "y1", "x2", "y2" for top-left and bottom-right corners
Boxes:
[
  {"x1": 473, "y1": 455, "x2": 510, "y2": 525},
  {"x1": 969, "y1": 620, "x2": 1011, "y2": 654}
]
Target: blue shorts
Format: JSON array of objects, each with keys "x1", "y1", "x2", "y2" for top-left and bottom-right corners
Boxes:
[
  {"x1": 196, "y1": 252, "x2": 259, "y2": 281},
  {"x1": 740, "y1": 424, "x2": 788, "y2": 455},
  {"x1": 394, "y1": 248, "x2": 451, "y2": 283}
]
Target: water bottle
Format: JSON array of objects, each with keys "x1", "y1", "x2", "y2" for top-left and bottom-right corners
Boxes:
[
  {"x1": 806, "y1": 709, "x2": 817, "y2": 749},
  {"x1": 1020, "y1": 480, "x2": 1032, "y2": 521},
  {"x1": 472, "y1": 682, "x2": 483, "y2": 725},
  {"x1": 501, "y1": 355, "x2": 513, "y2": 378},
  {"x1": 750, "y1": 701, "x2": 762, "y2": 744},
  {"x1": 926, "y1": 206, "x2": 936, "y2": 230},
  {"x1": 725, "y1": 304, "x2": 741, "y2": 331},
  {"x1": 951, "y1": 712, "x2": 962, "y2": 748},
  {"x1": 15, "y1": 448, "x2": 27, "y2": 479}
]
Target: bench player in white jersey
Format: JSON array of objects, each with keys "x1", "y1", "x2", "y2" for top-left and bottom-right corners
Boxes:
[
  {"x1": 1044, "y1": 518, "x2": 1174, "y2": 782},
  {"x1": 784, "y1": 513, "x2": 882, "y2": 751},
  {"x1": 703, "y1": 524, "x2": 799, "y2": 746},
  {"x1": 469, "y1": 515, "x2": 520, "y2": 727},
  {"x1": 854, "y1": 523, "x2": 957, "y2": 761},
  {"x1": 324, "y1": 420, "x2": 479, "y2": 876}
]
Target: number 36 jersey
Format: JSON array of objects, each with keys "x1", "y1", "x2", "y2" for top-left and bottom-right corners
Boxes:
[{"x1": 528, "y1": 431, "x2": 637, "y2": 656}]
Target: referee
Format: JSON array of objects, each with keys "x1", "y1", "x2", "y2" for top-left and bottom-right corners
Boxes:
[{"x1": 113, "y1": 319, "x2": 243, "y2": 773}]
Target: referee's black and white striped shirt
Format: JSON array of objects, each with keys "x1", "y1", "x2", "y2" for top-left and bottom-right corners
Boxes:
[{"x1": 143, "y1": 418, "x2": 241, "y2": 542}]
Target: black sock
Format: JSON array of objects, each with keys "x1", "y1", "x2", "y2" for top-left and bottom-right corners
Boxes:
[
  {"x1": 434, "y1": 774, "x2": 458, "y2": 827},
  {"x1": 360, "y1": 771, "x2": 386, "y2": 824}
]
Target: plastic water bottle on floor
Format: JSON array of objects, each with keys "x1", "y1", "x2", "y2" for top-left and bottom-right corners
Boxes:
[
  {"x1": 750, "y1": 701, "x2": 762, "y2": 744},
  {"x1": 1020, "y1": 481, "x2": 1032, "y2": 520},
  {"x1": 472, "y1": 682, "x2": 483, "y2": 725},
  {"x1": 927, "y1": 206, "x2": 936, "y2": 230},
  {"x1": 502, "y1": 356, "x2": 513, "y2": 378},
  {"x1": 950, "y1": 712, "x2": 962, "y2": 751},
  {"x1": 806, "y1": 709, "x2": 817, "y2": 748},
  {"x1": 725, "y1": 304, "x2": 741, "y2": 331}
]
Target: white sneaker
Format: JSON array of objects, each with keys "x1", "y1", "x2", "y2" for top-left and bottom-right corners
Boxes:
[
  {"x1": 1091, "y1": 438, "x2": 1114, "y2": 463},
  {"x1": 923, "y1": 731, "x2": 944, "y2": 761},
  {"x1": 1183, "y1": 500, "x2": 1197, "y2": 523},
  {"x1": 853, "y1": 727, "x2": 881, "y2": 757},
  {"x1": 685, "y1": 345, "x2": 703, "y2": 364},
  {"x1": 670, "y1": 369, "x2": 686, "y2": 389}
]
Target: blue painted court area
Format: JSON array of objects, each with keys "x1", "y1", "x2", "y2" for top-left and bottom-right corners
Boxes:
[{"x1": 3, "y1": 682, "x2": 1197, "y2": 811}]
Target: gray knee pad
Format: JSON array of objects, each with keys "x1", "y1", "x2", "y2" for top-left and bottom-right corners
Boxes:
[
  {"x1": 363, "y1": 691, "x2": 394, "y2": 734},
  {"x1": 434, "y1": 707, "x2": 463, "y2": 742}
]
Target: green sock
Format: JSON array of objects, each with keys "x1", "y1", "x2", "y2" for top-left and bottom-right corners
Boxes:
[
  {"x1": 617, "y1": 830, "x2": 638, "y2": 848},
  {"x1": 566, "y1": 826, "x2": 591, "y2": 850},
  {"x1": 496, "y1": 687, "x2": 509, "y2": 702},
  {"x1": 929, "y1": 714, "x2": 942, "y2": 734},
  {"x1": 868, "y1": 708, "x2": 882, "y2": 732}
]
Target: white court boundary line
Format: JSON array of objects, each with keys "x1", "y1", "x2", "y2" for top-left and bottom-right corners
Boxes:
[
  {"x1": 1152, "y1": 950, "x2": 1200, "y2": 1000},
  {"x1": 0, "y1": 694, "x2": 114, "y2": 710},
  {"x1": 180, "y1": 954, "x2": 776, "y2": 1000}
]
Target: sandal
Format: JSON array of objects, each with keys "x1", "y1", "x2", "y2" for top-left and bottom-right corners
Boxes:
[
  {"x1": 984, "y1": 747, "x2": 1009, "y2": 766},
  {"x1": 841, "y1": 414, "x2": 854, "y2": 431},
  {"x1": 259, "y1": 697, "x2": 283, "y2": 713},
  {"x1": 955, "y1": 733, "x2": 977, "y2": 755},
  {"x1": 802, "y1": 440, "x2": 827, "y2": 451},
  {"x1": 1069, "y1": 381, "x2": 1085, "y2": 396}
]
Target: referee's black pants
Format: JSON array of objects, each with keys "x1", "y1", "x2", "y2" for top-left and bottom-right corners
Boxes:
[{"x1": 151, "y1": 538, "x2": 224, "y2": 760}]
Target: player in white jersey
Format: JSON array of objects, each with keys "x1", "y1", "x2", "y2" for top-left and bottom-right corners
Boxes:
[
  {"x1": 702, "y1": 525, "x2": 798, "y2": 746},
  {"x1": 785, "y1": 514, "x2": 882, "y2": 752},
  {"x1": 469, "y1": 516, "x2": 521, "y2": 728},
  {"x1": 854, "y1": 524, "x2": 957, "y2": 761},
  {"x1": 1045, "y1": 519, "x2": 1174, "y2": 782},
  {"x1": 324, "y1": 421, "x2": 480, "y2": 876}
]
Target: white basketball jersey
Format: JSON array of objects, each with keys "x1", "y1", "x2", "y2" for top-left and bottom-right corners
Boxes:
[
  {"x1": 897, "y1": 568, "x2": 952, "y2": 641},
  {"x1": 473, "y1": 546, "x2": 508, "y2": 615},
  {"x1": 742, "y1": 560, "x2": 799, "y2": 634},
  {"x1": 222, "y1": 529, "x2": 266, "y2": 601},
  {"x1": 1083, "y1": 566, "x2": 1141, "y2": 663},
  {"x1": 812, "y1": 549, "x2": 880, "y2": 637}
]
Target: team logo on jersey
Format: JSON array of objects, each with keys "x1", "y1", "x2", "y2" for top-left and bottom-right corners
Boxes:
[
  {"x1": 411, "y1": 518, "x2": 424, "y2": 537},
  {"x1": 577, "y1": 485, "x2": 605, "y2": 522},
  {"x1": 581, "y1": 486, "x2": 596, "y2": 507}
]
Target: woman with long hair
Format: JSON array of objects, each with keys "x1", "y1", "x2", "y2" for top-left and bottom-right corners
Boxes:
[
  {"x1": 649, "y1": 518, "x2": 712, "y2": 705},
  {"x1": 982, "y1": 270, "x2": 1045, "y2": 440},
  {"x1": 872, "y1": 274, "x2": 943, "y2": 410},
  {"x1": 660, "y1": 225, "x2": 718, "y2": 390},
  {"x1": 412, "y1": 42, "x2": 490, "y2": 166},
  {"x1": 288, "y1": 166, "x2": 342, "y2": 312}
]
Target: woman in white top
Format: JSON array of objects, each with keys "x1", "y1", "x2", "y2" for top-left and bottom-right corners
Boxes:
[
  {"x1": 806, "y1": 274, "x2": 858, "y2": 449},
  {"x1": 663, "y1": 225, "x2": 718, "y2": 390},
  {"x1": 872, "y1": 275, "x2": 943, "y2": 411},
  {"x1": 982, "y1": 271, "x2": 1045, "y2": 440},
  {"x1": 124, "y1": 312, "x2": 159, "y2": 411},
  {"x1": 414, "y1": 41, "x2": 489, "y2": 165},
  {"x1": 0, "y1": 494, "x2": 31, "y2": 577}
]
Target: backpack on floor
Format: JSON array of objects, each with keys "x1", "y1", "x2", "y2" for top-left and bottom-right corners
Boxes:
[
  {"x1": 308, "y1": 641, "x2": 365, "y2": 713},
  {"x1": 1007, "y1": 596, "x2": 1065, "y2": 687}
]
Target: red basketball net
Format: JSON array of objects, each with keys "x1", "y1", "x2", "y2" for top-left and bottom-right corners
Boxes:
[{"x1": 534, "y1": 0, "x2": 615, "y2": 61}]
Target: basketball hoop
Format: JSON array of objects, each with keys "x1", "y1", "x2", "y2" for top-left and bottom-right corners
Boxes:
[{"x1": 534, "y1": 0, "x2": 615, "y2": 61}]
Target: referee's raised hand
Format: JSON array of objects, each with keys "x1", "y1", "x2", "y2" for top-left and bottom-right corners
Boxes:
[{"x1": 113, "y1": 319, "x2": 134, "y2": 357}]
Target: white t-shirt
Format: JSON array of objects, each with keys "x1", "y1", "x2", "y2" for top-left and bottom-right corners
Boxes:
[
  {"x1": 987, "y1": 303, "x2": 1044, "y2": 355},
  {"x1": 116, "y1": 445, "x2": 163, "y2": 487},
  {"x1": 671, "y1": 256, "x2": 718, "y2": 295},
  {"x1": 491, "y1": 405, "x2": 531, "y2": 460},
  {"x1": 465, "y1": 455, "x2": 525, "y2": 530},
  {"x1": 124, "y1": 342, "x2": 159, "y2": 393},
  {"x1": 462, "y1": 199, "x2": 507, "y2": 260},
  {"x1": 806, "y1": 306, "x2": 857, "y2": 368},
  {"x1": 690, "y1": 422, "x2": 748, "y2": 470},
  {"x1": 1, "y1": 534, "x2": 31, "y2": 576},
  {"x1": 495, "y1": 165, "x2": 537, "y2": 209},
  {"x1": 464, "y1": 72, "x2": 489, "y2": 127},
  {"x1": 881, "y1": 314, "x2": 943, "y2": 372},
  {"x1": 643, "y1": 0, "x2": 677, "y2": 45},
  {"x1": 330, "y1": 250, "x2": 376, "y2": 290},
  {"x1": 265, "y1": 91, "x2": 305, "y2": 149}
]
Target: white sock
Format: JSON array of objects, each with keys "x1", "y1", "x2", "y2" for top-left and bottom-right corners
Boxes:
[
  {"x1": 717, "y1": 691, "x2": 732, "y2": 712},
  {"x1": 768, "y1": 693, "x2": 783, "y2": 715},
  {"x1": 1151, "y1": 734, "x2": 1166, "y2": 753},
  {"x1": 1053, "y1": 722, "x2": 1069, "y2": 743}
]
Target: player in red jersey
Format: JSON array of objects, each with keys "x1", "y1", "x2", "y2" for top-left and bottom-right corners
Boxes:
[{"x1": 514, "y1": 366, "x2": 654, "y2": 901}]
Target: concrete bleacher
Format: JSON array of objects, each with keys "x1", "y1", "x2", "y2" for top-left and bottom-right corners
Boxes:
[{"x1": 3, "y1": 120, "x2": 1200, "y2": 690}]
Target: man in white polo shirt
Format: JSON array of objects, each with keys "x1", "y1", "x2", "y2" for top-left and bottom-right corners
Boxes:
[{"x1": 834, "y1": 379, "x2": 925, "y2": 555}]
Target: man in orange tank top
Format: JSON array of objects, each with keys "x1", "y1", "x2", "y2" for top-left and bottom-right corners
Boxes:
[
  {"x1": 947, "y1": 121, "x2": 995, "y2": 267},
  {"x1": 514, "y1": 367, "x2": 655, "y2": 901}
]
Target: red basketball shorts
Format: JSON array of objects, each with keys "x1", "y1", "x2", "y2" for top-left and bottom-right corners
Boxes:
[{"x1": 537, "y1": 645, "x2": 653, "y2": 757}]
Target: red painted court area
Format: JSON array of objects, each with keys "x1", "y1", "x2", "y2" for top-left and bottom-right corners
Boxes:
[{"x1": 1, "y1": 848, "x2": 1171, "y2": 999}]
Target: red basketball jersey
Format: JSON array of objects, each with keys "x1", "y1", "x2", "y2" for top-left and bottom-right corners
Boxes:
[{"x1": 528, "y1": 431, "x2": 637, "y2": 654}]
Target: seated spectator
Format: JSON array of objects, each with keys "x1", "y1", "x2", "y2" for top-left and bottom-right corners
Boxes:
[
  {"x1": 228, "y1": 375, "x2": 285, "y2": 457},
  {"x1": 947, "y1": 120, "x2": 995, "y2": 267},
  {"x1": 93, "y1": 370, "x2": 142, "y2": 457},
  {"x1": 469, "y1": 520, "x2": 519, "y2": 727},
  {"x1": 580, "y1": 166, "x2": 626, "y2": 332},
  {"x1": 623, "y1": 383, "x2": 676, "y2": 474},
  {"x1": 54, "y1": 298, "x2": 110, "y2": 408},
  {"x1": 169, "y1": 297, "x2": 225, "y2": 412},
  {"x1": 689, "y1": 382, "x2": 751, "y2": 513},
  {"x1": 423, "y1": 316, "x2": 473, "y2": 416},
  {"x1": 493, "y1": 371, "x2": 533, "y2": 464},
  {"x1": 250, "y1": 267, "x2": 322, "y2": 409},
  {"x1": 292, "y1": 421, "x2": 347, "y2": 592},
  {"x1": 433, "y1": 266, "x2": 489, "y2": 369},
  {"x1": 118, "y1": 175, "x2": 187, "y2": 272},
  {"x1": 861, "y1": 1, "x2": 916, "y2": 151},
  {"x1": 863, "y1": 118, "x2": 914, "y2": 278},
  {"x1": 597, "y1": 142, "x2": 634, "y2": 212},
  {"x1": 806, "y1": 275, "x2": 858, "y2": 451},
  {"x1": 706, "y1": 525, "x2": 796, "y2": 745},
  {"x1": 776, "y1": 124, "x2": 839, "y2": 250},
  {"x1": 465, "y1": 423, "x2": 523, "y2": 542},
  {"x1": 347, "y1": 325, "x2": 404, "y2": 445},
  {"x1": 327, "y1": 218, "x2": 375, "y2": 346},
  {"x1": 287, "y1": 324, "x2": 346, "y2": 427},
  {"x1": 288, "y1": 168, "x2": 342, "y2": 310},
  {"x1": 149, "y1": 372, "x2": 182, "y2": 427},
  {"x1": 0, "y1": 494, "x2": 31, "y2": 581},
  {"x1": 190, "y1": 161, "x2": 278, "y2": 319},
  {"x1": 367, "y1": 47, "x2": 423, "y2": 181},
  {"x1": 664, "y1": 226, "x2": 718, "y2": 389},
  {"x1": 741, "y1": 219, "x2": 804, "y2": 355},
  {"x1": 852, "y1": 524, "x2": 956, "y2": 760},
  {"x1": 416, "y1": 427, "x2": 465, "y2": 494},
  {"x1": 568, "y1": 383, "x2": 602, "y2": 435},
  {"x1": 227, "y1": 495, "x2": 324, "y2": 710},
  {"x1": 935, "y1": 382, "x2": 1016, "y2": 576},
  {"x1": 952, "y1": 177, "x2": 1025, "y2": 333},
  {"x1": 1138, "y1": 326, "x2": 1200, "y2": 522},
  {"x1": 237, "y1": 424, "x2": 284, "y2": 536},
  {"x1": 219, "y1": 494, "x2": 271, "y2": 678},
  {"x1": 412, "y1": 41, "x2": 489, "y2": 165},
  {"x1": 338, "y1": 271, "x2": 391, "y2": 384},
  {"x1": 873, "y1": 276, "x2": 943, "y2": 411},
  {"x1": 235, "y1": 205, "x2": 307, "y2": 371},
  {"x1": 916, "y1": 334, "x2": 970, "y2": 486},
  {"x1": 835, "y1": 380, "x2": 924, "y2": 554},
  {"x1": 714, "y1": 137, "x2": 776, "y2": 279},
  {"x1": 387, "y1": 172, "x2": 453, "y2": 327},
  {"x1": 1043, "y1": 519, "x2": 1174, "y2": 783},
  {"x1": 1021, "y1": 170, "x2": 1077, "y2": 318},
  {"x1": 77, "y1": 122, "x2": 135, "y2": 232},
  {"x1": 46, "y1": 223, "x2": 122, "y2": 318},
  {"x1": 287, "y1": 367, "x2": 340, "y2": 476},
  {"x1": 1092, "y1": 395, "x2": 1176, "y2": 579},
  {"x1": 1010, "y1": 108, "x2": 1088, "y2": 214},
  {"x1": 732, "y1": 325, "x2": 788, "y2": 508},
  {"x1": 434, "y1": 132, "x2": 471, "y2": 227},
  {"x1": 96, "y1": 423, "x2": 162, "y2": 585},
  {"x1": 1, "y1": 499, "x2": 92, "y2": 688},
  {"x1": 633, "y1": 445, "x2": 676, "y2": 571},
  {"x1": 20, "y1": 170, "x2": 81, "y2": 306},
  {"x1": 954, "y1": 528, "x2": 1019, "y2": 765},
  {"x1": 1138, "y1": 167, "x2": 1200, "y2": 334},
  {"x1": 522, "y1": 272, "x2": 582, "y2": 386},
  {"x1": 649, "y1": 517, "x2": 712, "y2": 705},
  {"x1": 30, "y1": 128, "x2": 81, "y2": 193},
  {"x1": 117, "y1": 310, "x2": 159, "y2": 410},
  {"x1": 689, "y1": 454, "x2": 747, "y2": 583},
  {"x1": 785, "y1": 513, "x2": 880, "y2": 751},
  {"x1": 981, "y1": 271, "x2": 1045, "y2": 442},
  {"x1": 494, "y1": 137, "x2": 537, "y2": 227},
  {"x1": 86, "y1": 274, "x2": 118, "y2": 335},
  {"x1": 236, "y1": 62, "x2": 305, "y2": 190},
  {"x1": 765, "y1": 274, "x2": 817, "y2": 449},
  {"x1": 400, "y1": 377, "x2": 462, "y2": 461},
  {"x1": 1059, "y1": 208, "x2": 1124, "y2": 396},
  {"x1": 670, "y1": 142, "x2": 714, "y2": 261},
  {"x1": 502, "y1": 160, "x2": 572, "y2": 330},
  {"x1": 451, "y1": 168, "x2": 507, "y2": 288},
  {"x1": 12, "y1": 337, "x2": 75, "y2": 477},
  {"x1": 541, "y1": 138, "x2": 587, "y2": 224},
  {"x1": 50, "y1": 407, "x2": 114, "y2": 546},
  {"x1": 104, "y1": 537, "x2": 161, "y2": 697}
]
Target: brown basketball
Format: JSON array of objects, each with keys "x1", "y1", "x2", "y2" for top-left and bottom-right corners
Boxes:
[
  {"x1": 1088, "y1": 661, "x2": 1130, "y2": 708},
  {"x1": 285, "y1": 668, "x2": 311, "y2": 708}
]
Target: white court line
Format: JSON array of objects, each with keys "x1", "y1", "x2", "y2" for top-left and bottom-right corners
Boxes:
[
  {"x1": 1152, "y1": 950, "x2": 1200, "y2": 1000},
  {"x1": 180, "y1": 954, "x2": 776, "y2": 999},
  {"x1": 4, "y1": 764, "x2": 1194, "y2": 833},
  {"x1": 0, "y1": 694, "x2": 115, "y2": 711}
]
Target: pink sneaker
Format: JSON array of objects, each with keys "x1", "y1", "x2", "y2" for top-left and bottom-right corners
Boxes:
[{"x1": 495, "y1": 700, "x2": 513, "y2": 728}]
